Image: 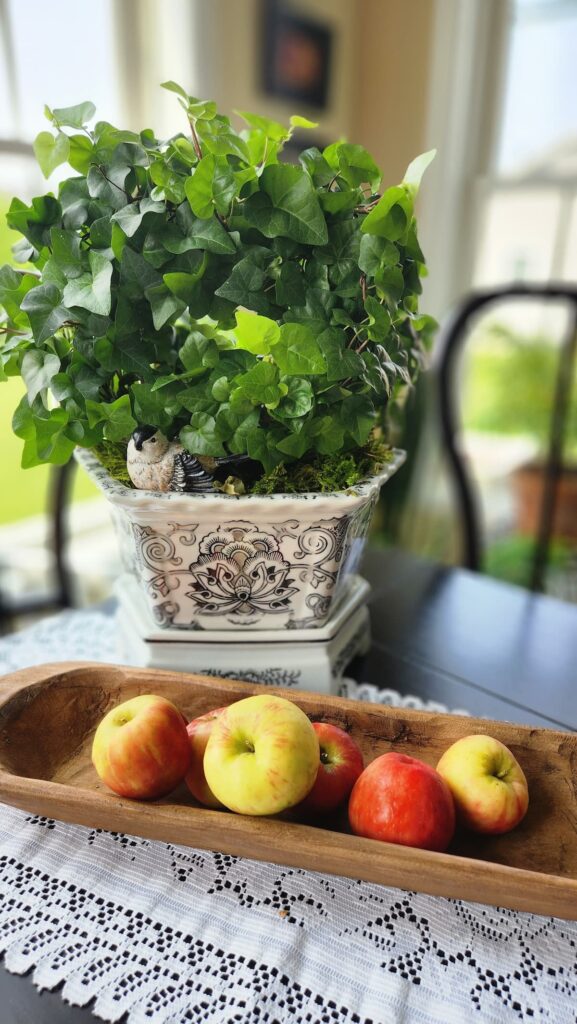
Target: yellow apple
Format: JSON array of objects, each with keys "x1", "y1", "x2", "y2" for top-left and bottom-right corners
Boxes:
[
  {"x1": 203, "y1": 694, "x2": 319, "y2": 816},
  {"x1": 436, "y1": 734, "x2": 529, "y2": 834},
  {"x1": 92, "y1": 694, "x2": 191, "y2": 800}
]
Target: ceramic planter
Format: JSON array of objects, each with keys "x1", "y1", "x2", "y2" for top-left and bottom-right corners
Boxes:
[{"x1": 75, "y1": 447, "x2": 405, "y2": 631}]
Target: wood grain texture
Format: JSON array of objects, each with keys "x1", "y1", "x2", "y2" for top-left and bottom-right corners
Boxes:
[{"x1": 1, "y1": 662, "x2": 576, "y2": 919}]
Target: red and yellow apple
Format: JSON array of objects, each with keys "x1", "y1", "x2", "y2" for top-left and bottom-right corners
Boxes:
[
  {"x1": 92, "y1": 694, "x2": 191, "y2": 800},
  {"x1": 348, "y1": 752, "x2": 455, "y2": 852},
  {"x1": 298, "y1": 722, "x2": 364, "y2": 814},
  {"x1": 436, "y1": 734, "x2": 529, "y2": 834},
  {"x1": 185, "y1": 707, "x2": 226, "y2": 808},
  {"x1": 203, "y1": 694, "x2": 319, "y2": 816}
]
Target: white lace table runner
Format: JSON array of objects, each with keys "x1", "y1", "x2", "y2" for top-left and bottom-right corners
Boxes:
[{"x1": 0, "y1": 608, "x2": 576, "y2": 1024}]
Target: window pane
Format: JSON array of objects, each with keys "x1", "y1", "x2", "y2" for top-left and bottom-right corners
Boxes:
[
  {"x1": 6, "y1": 0, "x2": 120, "y2": 141},
  {"x1": 474, "y1": 189, "x2": 561, "y2": 284},
  {"x1": 497, "y1": 3, "x2": 577, "y2": 172}
]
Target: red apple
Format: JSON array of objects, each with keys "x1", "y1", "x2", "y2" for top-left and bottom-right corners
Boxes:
[
  {"x1": 92, "y1": 694, "x2": 191, "y2": 800},
  {"x1": 348, "y1": 752, "x2": 455, "y2": 852},
  {"x1": 185, "y1": 707, "x2": 227, "y2": 808},
  {"x1": 299, "y1": 722, "x2": 364, "y2": 814}
]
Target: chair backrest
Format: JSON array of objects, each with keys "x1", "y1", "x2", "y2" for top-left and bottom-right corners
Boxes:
[{"x1": 435, "y1": 283, "x2": 577, "y2": 593}]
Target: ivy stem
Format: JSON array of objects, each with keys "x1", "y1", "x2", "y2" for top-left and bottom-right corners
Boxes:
[
  {"x1": 188, "y1": 118, "x2": 203, "y2": 162},
  {"x1": 356, "y1": 197, "x2": 380, "y2": 213},
  {"x1": 360, "y1": 274, "x2": 367, "y2": 303}
]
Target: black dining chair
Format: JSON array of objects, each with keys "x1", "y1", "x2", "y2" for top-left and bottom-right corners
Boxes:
[
  {"x1": 434, "y1": 283, "x2": 577, "y2": 594},
  {"x1": 0, "y1": 459, "x2": 77, "y2": 633}
]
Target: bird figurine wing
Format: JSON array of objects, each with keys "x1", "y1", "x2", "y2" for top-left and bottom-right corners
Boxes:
[{"x1": 171, "y1": 451, "x2": 216, "y2": 493}]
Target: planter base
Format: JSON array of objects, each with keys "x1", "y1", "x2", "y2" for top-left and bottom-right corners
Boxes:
[{"x1": 115, "y1": 573, "x2": 371, "y2": 694}]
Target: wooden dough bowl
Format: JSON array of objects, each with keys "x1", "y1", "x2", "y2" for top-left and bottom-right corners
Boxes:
[{"x1": 1, "y1": 662, "x2": 576, "y2": 919}]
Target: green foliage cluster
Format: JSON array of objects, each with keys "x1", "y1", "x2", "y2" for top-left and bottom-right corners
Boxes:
[{"x1": 0, "y1": 84, "x2": 436, "y2": 485}]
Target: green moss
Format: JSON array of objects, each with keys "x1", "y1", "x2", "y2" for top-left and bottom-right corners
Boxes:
[
  {"x1": 89, "y1": 439, "x2": 393, "y2": 495},
  {"x1": 250, "y1": 442, "x2": 393, "y2": 495},
  {"x1": 92, "y1": 441, "x2": 133, "y2": 487}
]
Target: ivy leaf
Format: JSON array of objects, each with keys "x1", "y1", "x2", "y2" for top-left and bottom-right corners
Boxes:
[
  {"x1": 403, "y1": 149, "x2": 436, "y2": 193},
  {"x1": 275, "y1": 377, "x2": 314, "y2": 418},
  {"x1": 21, "y1": 284, "x2": 70, "y2": 344},
  {"x1": 86, "y1": 394, "x2": 136, "y2": 441},
  {"x1": 29, "y1": 406, "x2": 75, "y2": 465},
  {"x1": 233, "y1": 309, "x2": 280, "y2": 354},
  {"x1": 277, "y1": 428, "x2": 311, "y2": 459},
  {"x1": 87, "y1": 164, "x2": 129, "y2": 212},
  {"x1": 50, "y1": 228, "x2": 84, "y2": 278},
  {"x1": 21, "y1": 350, "x2": 61, "y2": 404},
  {"x1": 144, "y1": 282, "x2": 186, "y2": 329},
  {"x1": 309, "y1": 414, "x2": 345, "y2": 455},
  {"x1": 232, "y1": 361, "x2": 283, "y2": 407},
  {"x1": 52, "y1": 101, "x2": 96, "y2": 128},
  {"x1": 365, "y1": 295, "x2": 392, "y2": 340},
  {"x1": 341, "y1": 395, "x2": 376, "y2": 445},
  {"x1": 319, "y1": 190, "x2": 361, "y2": 214},
  {"x1": 63, "y1": 251, "x2": 113, "y2": 315},
  {"x1": 179, "y1": 333, "x2": 219, "y2": 375},
  {"x1": 299, "y1": 147, "x2": 334, "y2": 186},
  {"x1": 160, "y1": 80, "x2": 189, "y2": 100},
  {"x1": 0, "y1": 267, "x2": 38, "y2": 322},
  {"x1": 184, "y1": 156, "x2": 237, "y2": 221},
  {"x1": 316, "y1": 221, "x2": 360, "y2": 296},
  {"x1": 214, "y1": 256, "x2": 271, "y2": 315},
  {"x1": 163, "y1": 210, "x2": 236, "y2": 255},
  {"x1": 185, "y1": 155, "x2": 216, "y2": 219},
  {"x1": 112, "y1": 201, "x2": 157, "y2": 238},
  {"x1": 33, "y1": 131, "x2": 70, "y2": 178},
  {"x1": 6, "y1": 195, "x2": 62, "y2": 249},
  {"x1": 245, "y1": 426, "x2": 284, "y2": 473},
  {"x1": 131, "y1": 381, "x2": 175, "y2": 432},
  {"x1": 324, "y1": 142, "x2": 381, "y2": 189},
  {"x1": 180, "y1": 412, "x2": 226, "y2": 457},
  {"x1": 317, "y1": 328, "x2": 365, "y2": 381},
  {"x1": 236, "y1": 110, "x2": 289, "y2": 141},
  {"x1": 361, "y1": 185, "x2": 413, "y2": 241},
  {"x1": 163, "y1": 265, "x2": 207, "y2": 303},
  {"x1": 375, "y1": 265, "x2": 404, "y2": 308},
  {"x1": 68, "y1": 134, "x2": 94, "y2": 174},
  {"x1": 272, "y1": 323, "x2": 326, "y2": 376},
  {"x1": 359, "y1": 235, "x2": 399, "y2": 276},
  {"x1": 290, "y1": 115, "x2": 318, "y2": 130},
  {"x1": 244, "y1": 164, "x2": 328, "y2": 245},
  {"x1": 275, "y1": 262, "x2": 305, "y2": 306}
]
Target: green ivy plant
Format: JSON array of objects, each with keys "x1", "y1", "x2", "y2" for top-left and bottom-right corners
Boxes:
[{"x1": 0, "y1": 82, "x2": 436, "y2": 491}]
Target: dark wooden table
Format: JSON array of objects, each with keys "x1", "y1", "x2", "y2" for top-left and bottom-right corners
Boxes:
[{"x1": 1, "y1": 547, "x2": 576, "y2": 1021}]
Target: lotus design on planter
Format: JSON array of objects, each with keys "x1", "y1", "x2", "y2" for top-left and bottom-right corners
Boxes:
[{"x1": 186, "y1": 529, "x2": 298, "y2": 617}]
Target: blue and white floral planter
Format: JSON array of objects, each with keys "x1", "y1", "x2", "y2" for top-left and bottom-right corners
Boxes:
[{"x1": 75, "y1": 448, "x2": 405, "y2": 631}]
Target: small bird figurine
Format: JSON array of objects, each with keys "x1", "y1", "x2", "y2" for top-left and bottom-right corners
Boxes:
[{"x1": 126, "y1": 426, "x2": 249, "y2": 493}]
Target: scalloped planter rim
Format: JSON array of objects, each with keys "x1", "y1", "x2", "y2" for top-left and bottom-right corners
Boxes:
[{"x1": 75, "y1": 448, "x2": 406, "y2": 631}]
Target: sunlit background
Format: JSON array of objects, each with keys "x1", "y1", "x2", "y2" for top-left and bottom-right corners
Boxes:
[{"x1": 1, "y1": 0, "x2": 577, "y2": 621}]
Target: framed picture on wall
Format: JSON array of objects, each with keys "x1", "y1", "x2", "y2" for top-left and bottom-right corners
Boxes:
[{"x1": 261, "y1": 1, "x2": 333, "y2": 110}]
